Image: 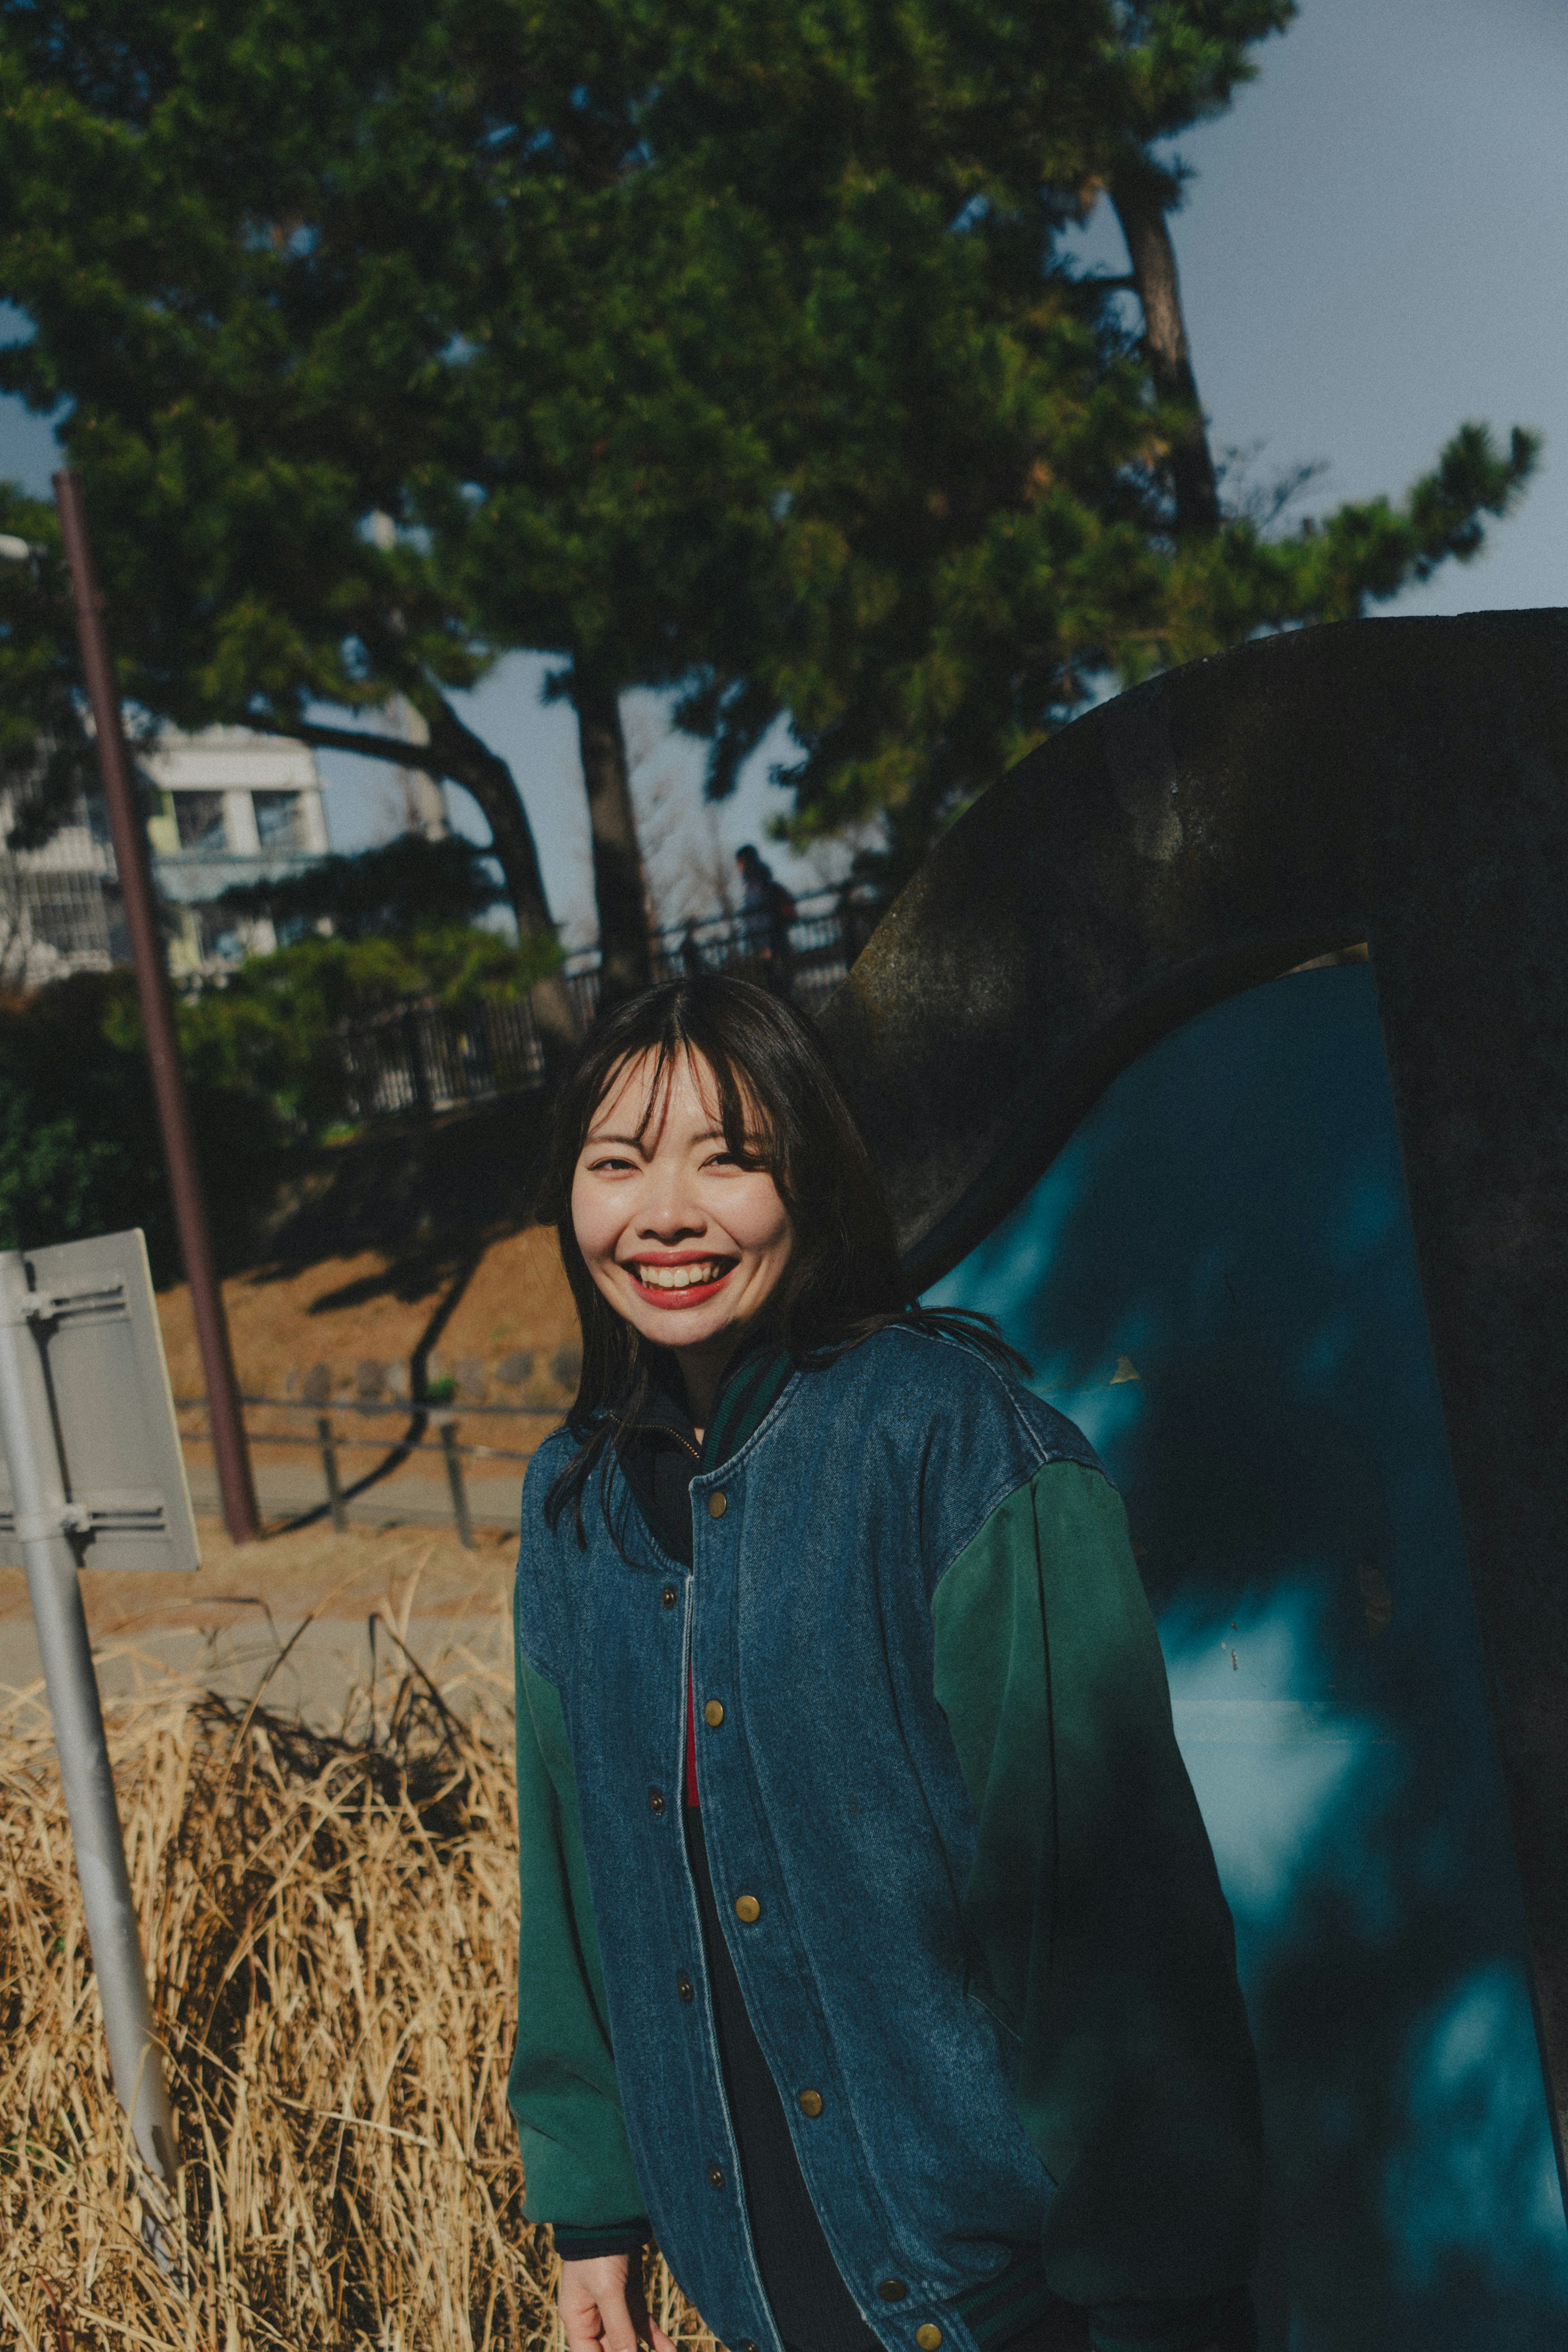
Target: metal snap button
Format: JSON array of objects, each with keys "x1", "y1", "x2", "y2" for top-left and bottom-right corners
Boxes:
[
  {"x1": 677, "y1": 1972, "x2": 694, "y2": 2002},
  {"x1": 734, "y1": 1893, "x2": 761, "y2": 1923},
  {"x1": 707, "y1": 2163, "x2": 725, "y2": 2187},
  {"x1": 797, "y1": 2089, "x2": 823, "y2": 2117},
  {"x1": 661, "y1": 1584, "x2": 679, "y2": 1608},
  {"x1": 877, "y1": 2281, "x2": 908, "y2": 2303},
  {"x1": 708, "y1": 1490, "x2": 728, "y2": 1518},
  {"x1": 704, "y1": 1699, "x2": 725, "y2": 1728},
  {"x1": 916, "y1": 2328, "x2": 942, "y2": 2349},
  {"x1": 648, "y1": 1788, "x2": 666, "y2": 1815}
]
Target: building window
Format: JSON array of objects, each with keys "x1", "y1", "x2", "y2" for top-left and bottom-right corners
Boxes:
[
  {"x1": 254, "y1": 790, "x2": 303, "y2": 849},
  {"x1": 196, "y1": 904, "x2": 252, "y2": 966},
  {"x1": 26, "y1": 871, "x2": 114, "y2": 959},
  {"x1": 174, "y1": 790, "x2": 228, "y2": 851}
]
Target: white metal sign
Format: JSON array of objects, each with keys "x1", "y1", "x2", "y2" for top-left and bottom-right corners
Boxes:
[{"x1": 0, "y1": 1227, "x2": 198, "y2": 1572}]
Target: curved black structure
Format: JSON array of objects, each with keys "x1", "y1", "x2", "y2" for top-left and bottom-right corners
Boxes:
[{"x1": 820, "y1": 610, "x2": 1568, "y2": 2194}]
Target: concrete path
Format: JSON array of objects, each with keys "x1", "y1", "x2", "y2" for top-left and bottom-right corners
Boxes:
[
  {"x1": 0, "y1": 1515, "x2": 517, "y2": 1737},
  {"x1": 183, "y1": 1458, "x2": 526, "y2": 1537}
]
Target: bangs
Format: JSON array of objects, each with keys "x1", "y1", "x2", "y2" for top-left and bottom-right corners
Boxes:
[{"x1": 581, "y1": 1034, "x2": 780, "y2": 1180}]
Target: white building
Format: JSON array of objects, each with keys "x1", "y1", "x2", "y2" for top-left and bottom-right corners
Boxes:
[
  {"x1": 0, "y1": 794, "x2": 119, "y2": 987},
  {"x1": 0, "y1": 724, "x2": 332, "y2": 988},
  {"x1": 141, "y1": 727, "x2": 330, "y2": 975}
]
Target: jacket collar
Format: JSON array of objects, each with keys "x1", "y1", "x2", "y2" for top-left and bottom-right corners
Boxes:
[
  {"x1": 607, "y1": 1336, "x2": 793, "y2": 1570},
  {"x1": 610, "y1": 1332, "x2": 794, "y2": 1471},
  {"x1": 699, "y1": 1338, "x2": 795, "y2": 1472}
]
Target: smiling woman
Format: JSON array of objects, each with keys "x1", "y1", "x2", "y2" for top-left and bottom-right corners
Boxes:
[
  {"x1": 511, "y1": 975, "x2": 1263, "y2": 2352},
  {"x1": 534, "y1": 975, "x2": 939, "y2": 1527},
  {"x1": 569, "y1": 1043, "x2": 795, "y2": 1421}
]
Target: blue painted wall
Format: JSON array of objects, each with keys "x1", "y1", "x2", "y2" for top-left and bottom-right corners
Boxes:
[{"x1": 926, "y1": 963, "x2": 1568, "y2": 2351}]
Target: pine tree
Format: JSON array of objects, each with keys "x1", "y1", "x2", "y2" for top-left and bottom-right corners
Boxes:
[
  {"x1": 0, "y1": 4, "x2": 584, "y2": 960},
  {"x1": 651, "y1": 0, "x2": 1538, "y2": 879},
  {"x1": 0, "y1": 0, "x2": 1538, "y2": 944}
]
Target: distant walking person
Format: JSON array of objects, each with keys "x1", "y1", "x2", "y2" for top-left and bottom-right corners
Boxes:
[{"x1": 736, "y1": 843, "x2": 796, "y2": 997}]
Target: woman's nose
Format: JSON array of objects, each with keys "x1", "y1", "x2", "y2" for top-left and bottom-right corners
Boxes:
[{"x1": 637, "y1": 1177, "x2": 704, "y2": 1238}]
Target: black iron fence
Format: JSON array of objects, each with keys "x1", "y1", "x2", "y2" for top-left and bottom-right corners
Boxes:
[
  {"x1": 337, "y1": 993, "x2": 548, "y2": 1121},
  {"x1": 563, "y1": 876, "x2": 882, "y2": 1027},
  {"x1": 334, "y1": 880, "x2": 881, "y2": 1123}
]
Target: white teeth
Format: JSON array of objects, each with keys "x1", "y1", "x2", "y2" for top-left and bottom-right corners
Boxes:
[{"x1": 635, "y1": 1260, "x2": 725, "y2": 1290}]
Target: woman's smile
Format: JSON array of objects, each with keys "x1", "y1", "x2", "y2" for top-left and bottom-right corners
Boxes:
[{"x1": 622, "y1": 1251, "x2": 739, "y2": 1304}]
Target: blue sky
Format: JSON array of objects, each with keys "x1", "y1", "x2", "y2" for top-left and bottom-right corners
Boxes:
[{"x1": 2, "y1": 0, "x2": 1562, "y2": 944}]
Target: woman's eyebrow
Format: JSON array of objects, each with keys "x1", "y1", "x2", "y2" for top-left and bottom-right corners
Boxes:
[{"x1": 583, "y1": 1123, "x2": 736, "y2": 1149}]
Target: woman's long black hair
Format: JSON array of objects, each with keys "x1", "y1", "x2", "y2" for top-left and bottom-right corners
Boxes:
[{"x1": 536, "y1": 972, "x2": 1024, "y2": 1536}]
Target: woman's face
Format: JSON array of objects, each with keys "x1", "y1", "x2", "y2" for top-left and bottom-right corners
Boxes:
[{"x1": 571, "y1": 1047, "x2": 793, "y2": 1356}]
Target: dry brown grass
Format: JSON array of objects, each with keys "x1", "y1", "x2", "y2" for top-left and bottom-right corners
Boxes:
[{"x1": 0, "y1": 1645, "x2": 713, "y2": 2352}]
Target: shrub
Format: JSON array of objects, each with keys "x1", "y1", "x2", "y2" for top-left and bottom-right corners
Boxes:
[
  {"x1": 0, "y1": 1089, "x2": 124, "y2": 1253},
  {"x1": 0, "y1": 924, "x2": 562, "y2": 1262}
]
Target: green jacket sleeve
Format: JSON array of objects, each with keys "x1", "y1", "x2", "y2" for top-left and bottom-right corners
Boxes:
[
  {"x1": 931, "y1": 1461, "x2": 1262, "y2": 2348},
  {"x1": 508, "y1": 1636, "x2": 648, "y2": 2231}
]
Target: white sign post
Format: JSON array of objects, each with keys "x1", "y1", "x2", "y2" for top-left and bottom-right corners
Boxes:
[{"x1": 0, "y1": 1228, "x2": 200, "y2": 2266}]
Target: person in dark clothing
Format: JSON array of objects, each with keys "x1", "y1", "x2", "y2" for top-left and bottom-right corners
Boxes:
[
  {"x1": 511, "y1": 976, "x2": 1263, "y2": 2352},
  {"x1": 735, "y1": 843, "x2": 796, "y2": 995}
]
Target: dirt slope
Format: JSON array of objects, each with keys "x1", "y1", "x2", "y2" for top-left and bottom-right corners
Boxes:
[{"x1": 156, "y1": 1224, "x2": 580, "y2": 1410}]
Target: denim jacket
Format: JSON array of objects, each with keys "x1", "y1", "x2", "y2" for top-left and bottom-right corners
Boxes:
[{"x1": 510, "y1": 1326, "x2": 1262, "y2": 2352}]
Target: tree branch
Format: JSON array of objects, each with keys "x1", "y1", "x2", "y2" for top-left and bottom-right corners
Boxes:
[
  {"x1": 246, "y1": 703, "x2": 569, "y2": 1026},
  {"x1": 246, "y1": 713, "x2": 450, "y2": 776}
]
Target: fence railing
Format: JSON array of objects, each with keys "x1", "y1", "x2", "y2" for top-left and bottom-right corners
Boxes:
[
  {"x1": 334, "y1": 880, "x2": 882, "y2": 1123},
  {"x1": 175, "y1": 1391, "x2": 560, "y2": 1545},
  {"x1": 563, "y1": 878, "x2": 882, "y2": 1027},
  {"x1": 337, "y1": 993, "x2": 548, "y2": 1121}
]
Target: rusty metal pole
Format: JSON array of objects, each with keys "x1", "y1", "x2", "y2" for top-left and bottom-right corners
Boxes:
[
  {"x1": 437, "y1": 1415, "x2": 475, "y2": 1549},
  {"x1": 53, "y1": 469, "x2": 259, "y2": 1545},
  {"x1": 316, "y1": 1414, "x2": 347, "y2": 1533}
]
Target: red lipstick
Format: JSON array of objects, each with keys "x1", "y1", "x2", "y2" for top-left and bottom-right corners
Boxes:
[{"x1": 622, "y1": 1254, "x2": 737, "y2": 1310}]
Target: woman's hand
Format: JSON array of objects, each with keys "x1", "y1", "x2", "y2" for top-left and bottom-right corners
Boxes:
[{"x1": 559, "y1": 2254, "x2": 677, "y2": 2352}]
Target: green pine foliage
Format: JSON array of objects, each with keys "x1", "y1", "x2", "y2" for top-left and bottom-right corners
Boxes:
[
  {"x1": 648, "y1": 4, "x2": 1537, "y2": 874},
  {"x1": 160, "y1": 925, "x2": 561, "y2": 1137},
  {"x1": 0, "y1": 485, "x2": 102, "y2": 852},
  {"x1": 0, "y1": 1087, "x2": 124, "y2": 1254},
  {"x1": 215, "y1": 834, "x2": 519, "y2": 941}
]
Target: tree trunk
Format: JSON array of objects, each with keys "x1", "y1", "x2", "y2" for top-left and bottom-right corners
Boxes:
[
  {"x1": 266, "y1": 697, "x2": 581, "y2": 1053},
  {"x1": 419, "y1": 696, "x2": 555, "y2": 934},
  {"x1": 572, "y1": 667, "x2": 653, "y2": 1008},
  {"x1": 1110, "y1": 175, "x2": 1221, "y2": 536}
]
